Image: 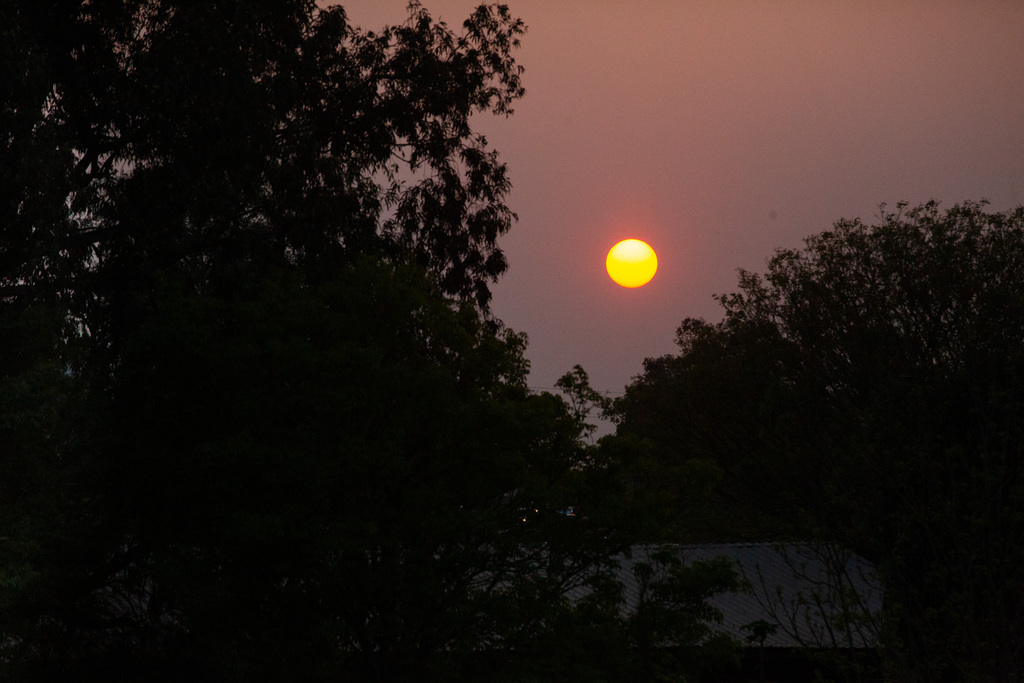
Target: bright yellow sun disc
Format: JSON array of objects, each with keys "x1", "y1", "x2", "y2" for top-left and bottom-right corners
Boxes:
[{"x1": 606, "y1": 239, "x2": 658, "y2": 288}]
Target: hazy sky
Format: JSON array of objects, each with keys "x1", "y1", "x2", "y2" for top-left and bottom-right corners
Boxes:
[{"x1": 340, "y1": 1, "x2": 1024, "y2": 398}]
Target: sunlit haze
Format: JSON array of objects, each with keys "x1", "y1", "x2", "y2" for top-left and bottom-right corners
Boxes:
[{"x1": 337, "y1": 0, "x2": 1024, "y2": 398}]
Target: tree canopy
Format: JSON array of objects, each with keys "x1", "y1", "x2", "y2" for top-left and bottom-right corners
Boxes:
[
  {"x1": 614, "y1": 199, "x2": 1024, "y2": 681},
  {"x1": 1, "y1": 2, "x2": 743, "y2": 680},
  {"x1": 3, "y1": 0, "x2": 524, "y2": 332}
]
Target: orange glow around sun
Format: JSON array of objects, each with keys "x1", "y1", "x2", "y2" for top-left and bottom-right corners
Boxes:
[{"x1": 606, "y1": 239, "x2": 658, "y2": 288}]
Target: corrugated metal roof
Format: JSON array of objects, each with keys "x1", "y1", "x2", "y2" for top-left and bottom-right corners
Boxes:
[{"x1": 599, "y1": 543, "x2": 883, "y2": 649}]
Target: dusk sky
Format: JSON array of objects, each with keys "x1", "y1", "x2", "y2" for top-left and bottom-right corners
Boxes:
[{"x1": 340, "y1": 1, "x2": 1024, "y2": 400}]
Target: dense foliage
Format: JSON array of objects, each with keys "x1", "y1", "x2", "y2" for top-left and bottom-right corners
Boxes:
[
  {"x1": 3, "y1": 0, "x2": 524, "y2": 325},
  {"x1": 1, "y1": 2, "x2": 742, "y2": 680},
  {"x1": 615, "y1": 200, "x2": 1024, "y2": 681}
]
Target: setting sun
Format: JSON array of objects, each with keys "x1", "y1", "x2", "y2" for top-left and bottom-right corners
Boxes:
[{"x1": 606, "y1": 239, "x2": 658, "y2": 288}]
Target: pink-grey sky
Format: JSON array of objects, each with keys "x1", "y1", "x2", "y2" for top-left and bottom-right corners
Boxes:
[{"x1": 338, "y1": 0, "x2": 1024, "y2": 398}]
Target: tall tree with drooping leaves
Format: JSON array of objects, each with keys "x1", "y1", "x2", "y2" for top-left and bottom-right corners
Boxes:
[
  {"x1": 2, "y1": 0, "x2": 532, "y2": 676},
  {"x1": 615, "y1": 200, "x2": 1024, "y2": 681},
  {"x1": 2, "y1": 2, "x2": 746, "y2": 680},
  {"x1": 3, "y1": 0, "x2": 523, "y2": 345}
]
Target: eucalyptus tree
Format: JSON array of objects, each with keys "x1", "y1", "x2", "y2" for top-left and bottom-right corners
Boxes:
[
  {"x1": 3, "y1": 0, "x2": 523, "y2": 336},
  {"x1": 2, "y1": 3, "x2": 754, "y2": 678},
  {"x1": 0, "y1": 2, "x2": 741, "y2": 680},
  {"x1": 1, "y1": 0, "x2": 528, "y2": 676}
]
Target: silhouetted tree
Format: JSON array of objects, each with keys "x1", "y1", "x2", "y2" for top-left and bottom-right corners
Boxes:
[
  {"x1": 3, "y1": 0, "x2": 522, "y2": 336},
  {"x1": 1, "y1": 2, "x2": 743, "y2": 680},
  {"x1": 615, "y1": 200, "x2": 1024, "y2": 681}
]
